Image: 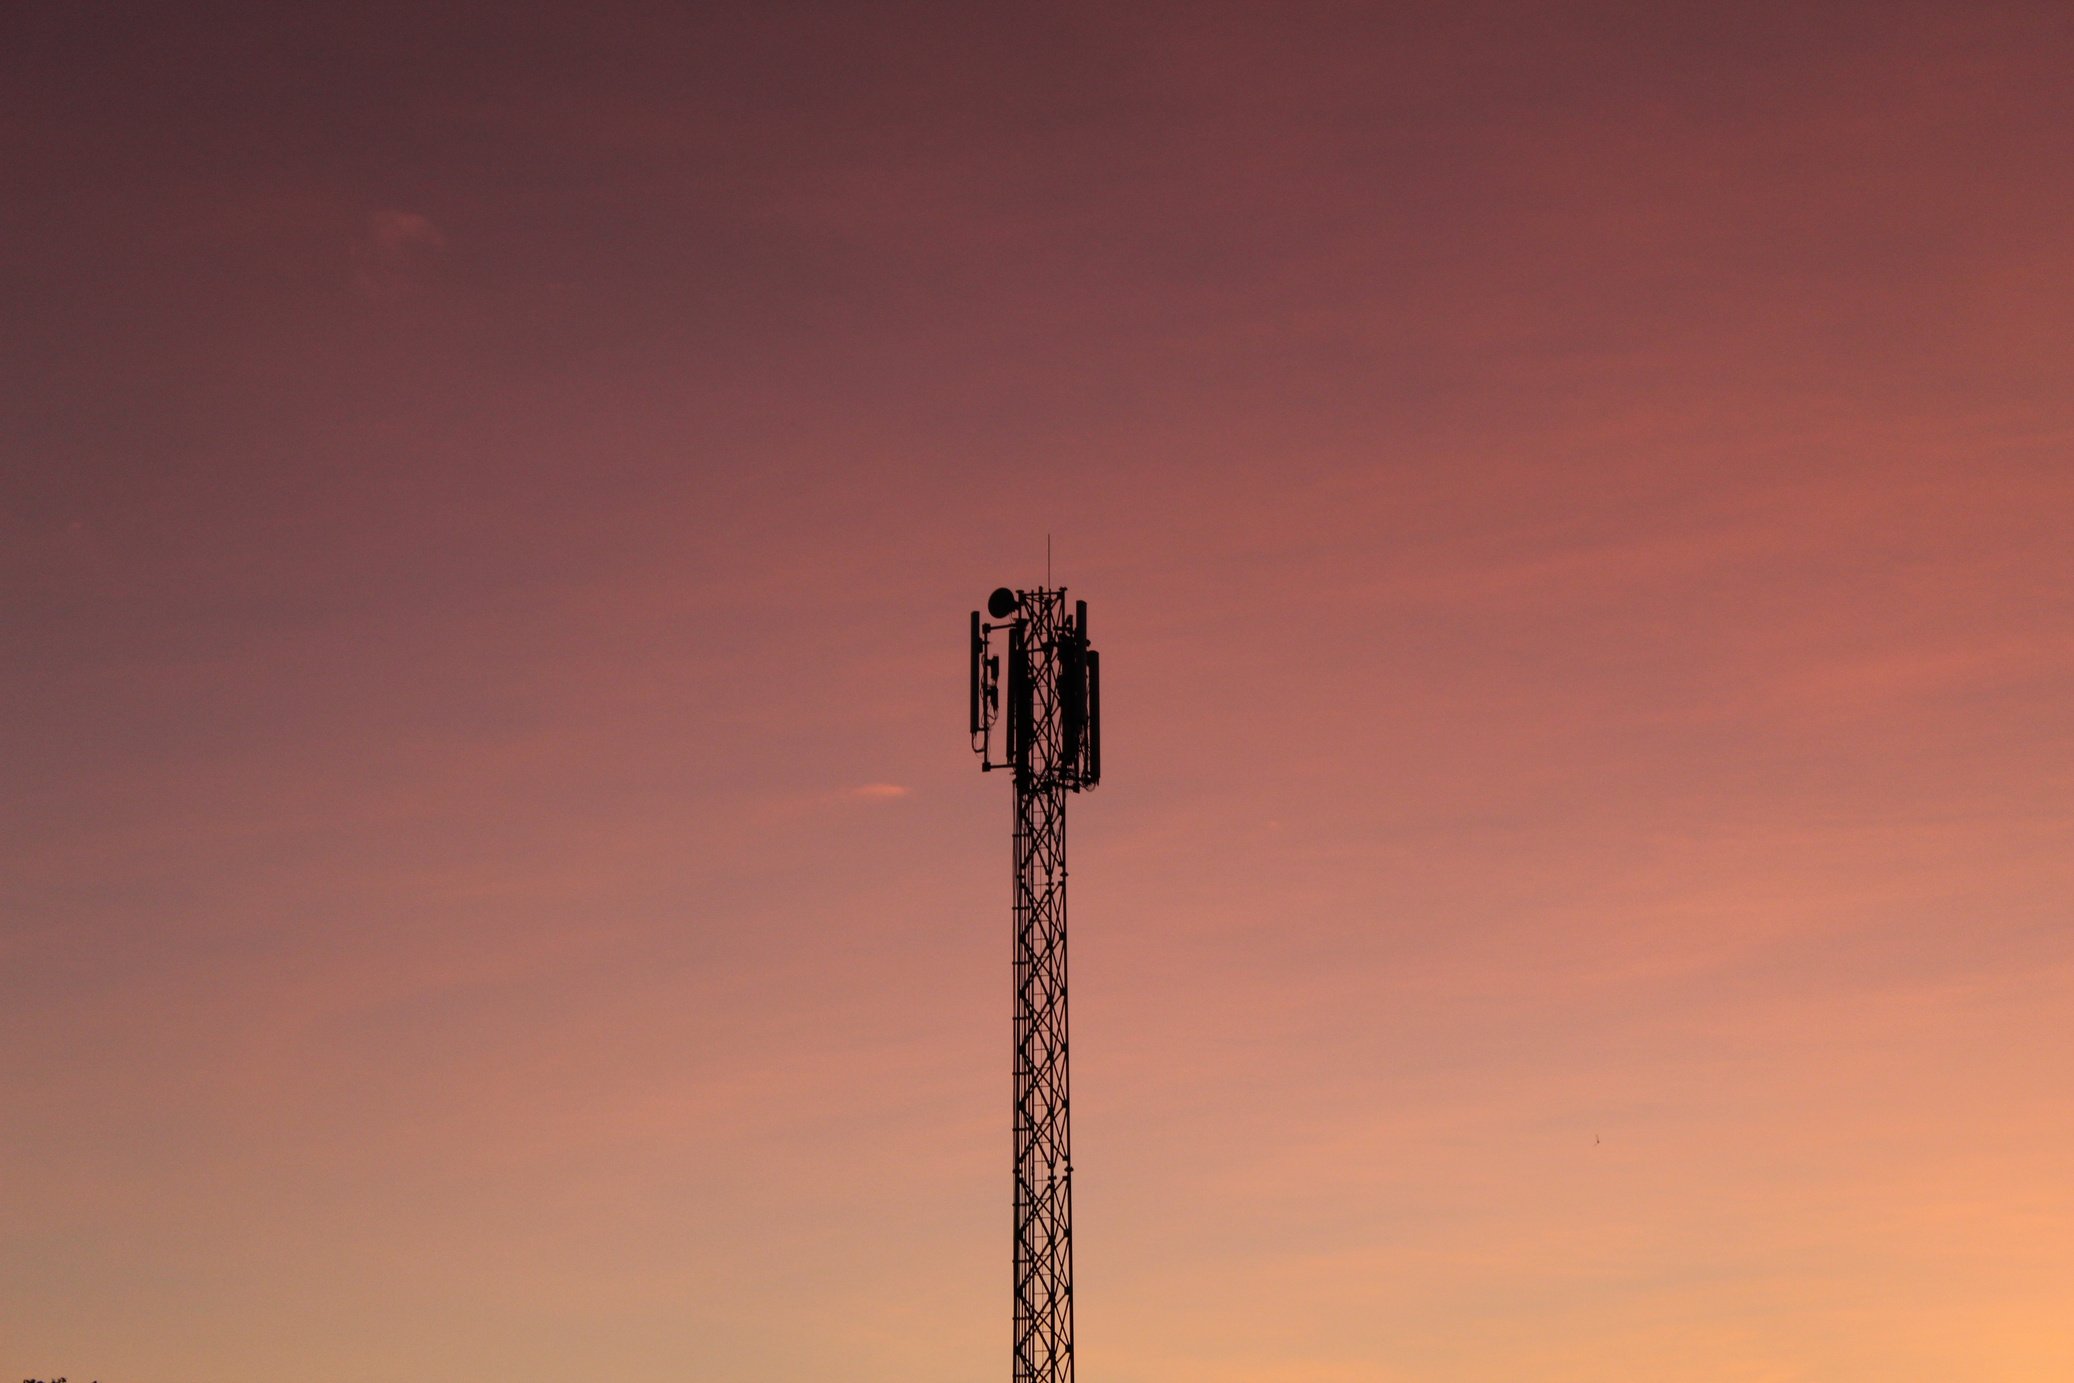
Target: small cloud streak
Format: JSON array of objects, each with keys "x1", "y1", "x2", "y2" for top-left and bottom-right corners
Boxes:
[
  {"x1": 849, "y1": 783, "x2": 909, "y2": 800},
  {"x1": 353, "y1": 208, "x2": 446, "y2": 297},
  {"x1": 369, "y1": 208, "x2": 445, "y2": 255}
]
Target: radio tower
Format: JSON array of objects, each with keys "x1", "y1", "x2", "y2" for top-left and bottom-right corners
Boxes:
[{"x1": 970, "y1": 583, "x2": 1102, "y2": 1383}]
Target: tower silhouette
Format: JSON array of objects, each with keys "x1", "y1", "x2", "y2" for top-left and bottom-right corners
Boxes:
[{"x1": 971, "y1": 584, "x2": 1101, "y2": 1383}]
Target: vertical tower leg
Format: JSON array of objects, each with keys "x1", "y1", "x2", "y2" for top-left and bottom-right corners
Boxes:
[
  {"x1": 1012, "y1": 591, "x2": 1073, "y2": 1383},
  {"x1": 1014, "y1": 772, "x2": 1072, "y2": 1383}
]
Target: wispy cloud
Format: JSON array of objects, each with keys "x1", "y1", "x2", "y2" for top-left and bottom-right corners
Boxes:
[{"x1": 352, "y1": 208, "x2": 446, "y2": 297}]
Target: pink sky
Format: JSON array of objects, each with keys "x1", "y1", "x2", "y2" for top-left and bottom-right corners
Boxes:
[{"x1": 4, "y1": 5, "x2": 2072, "y2": 1380}]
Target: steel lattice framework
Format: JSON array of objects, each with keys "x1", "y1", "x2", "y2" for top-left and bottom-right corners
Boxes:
[{"x1": 972, "y1": 585, "x2": 1100, "y2": 1383}]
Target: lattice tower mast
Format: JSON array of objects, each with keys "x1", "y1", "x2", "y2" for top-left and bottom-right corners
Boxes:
[{"x1": 970, "y1": 584, "x2": 1101, "y2": 1383}]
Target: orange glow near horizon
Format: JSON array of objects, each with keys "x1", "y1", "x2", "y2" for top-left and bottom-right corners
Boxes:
[{"x1": 4, "y1": 5, "x2": 2071, "y2": 1381}]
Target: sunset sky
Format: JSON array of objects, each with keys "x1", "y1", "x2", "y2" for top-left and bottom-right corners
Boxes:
[{"x1": 4, "y1": 4, "x2": 2072, "y2": 1380}]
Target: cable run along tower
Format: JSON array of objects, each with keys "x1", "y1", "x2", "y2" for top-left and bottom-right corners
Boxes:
[{"x1": 970, "y1": 584, "x2": 1102, "y2": 1383}]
